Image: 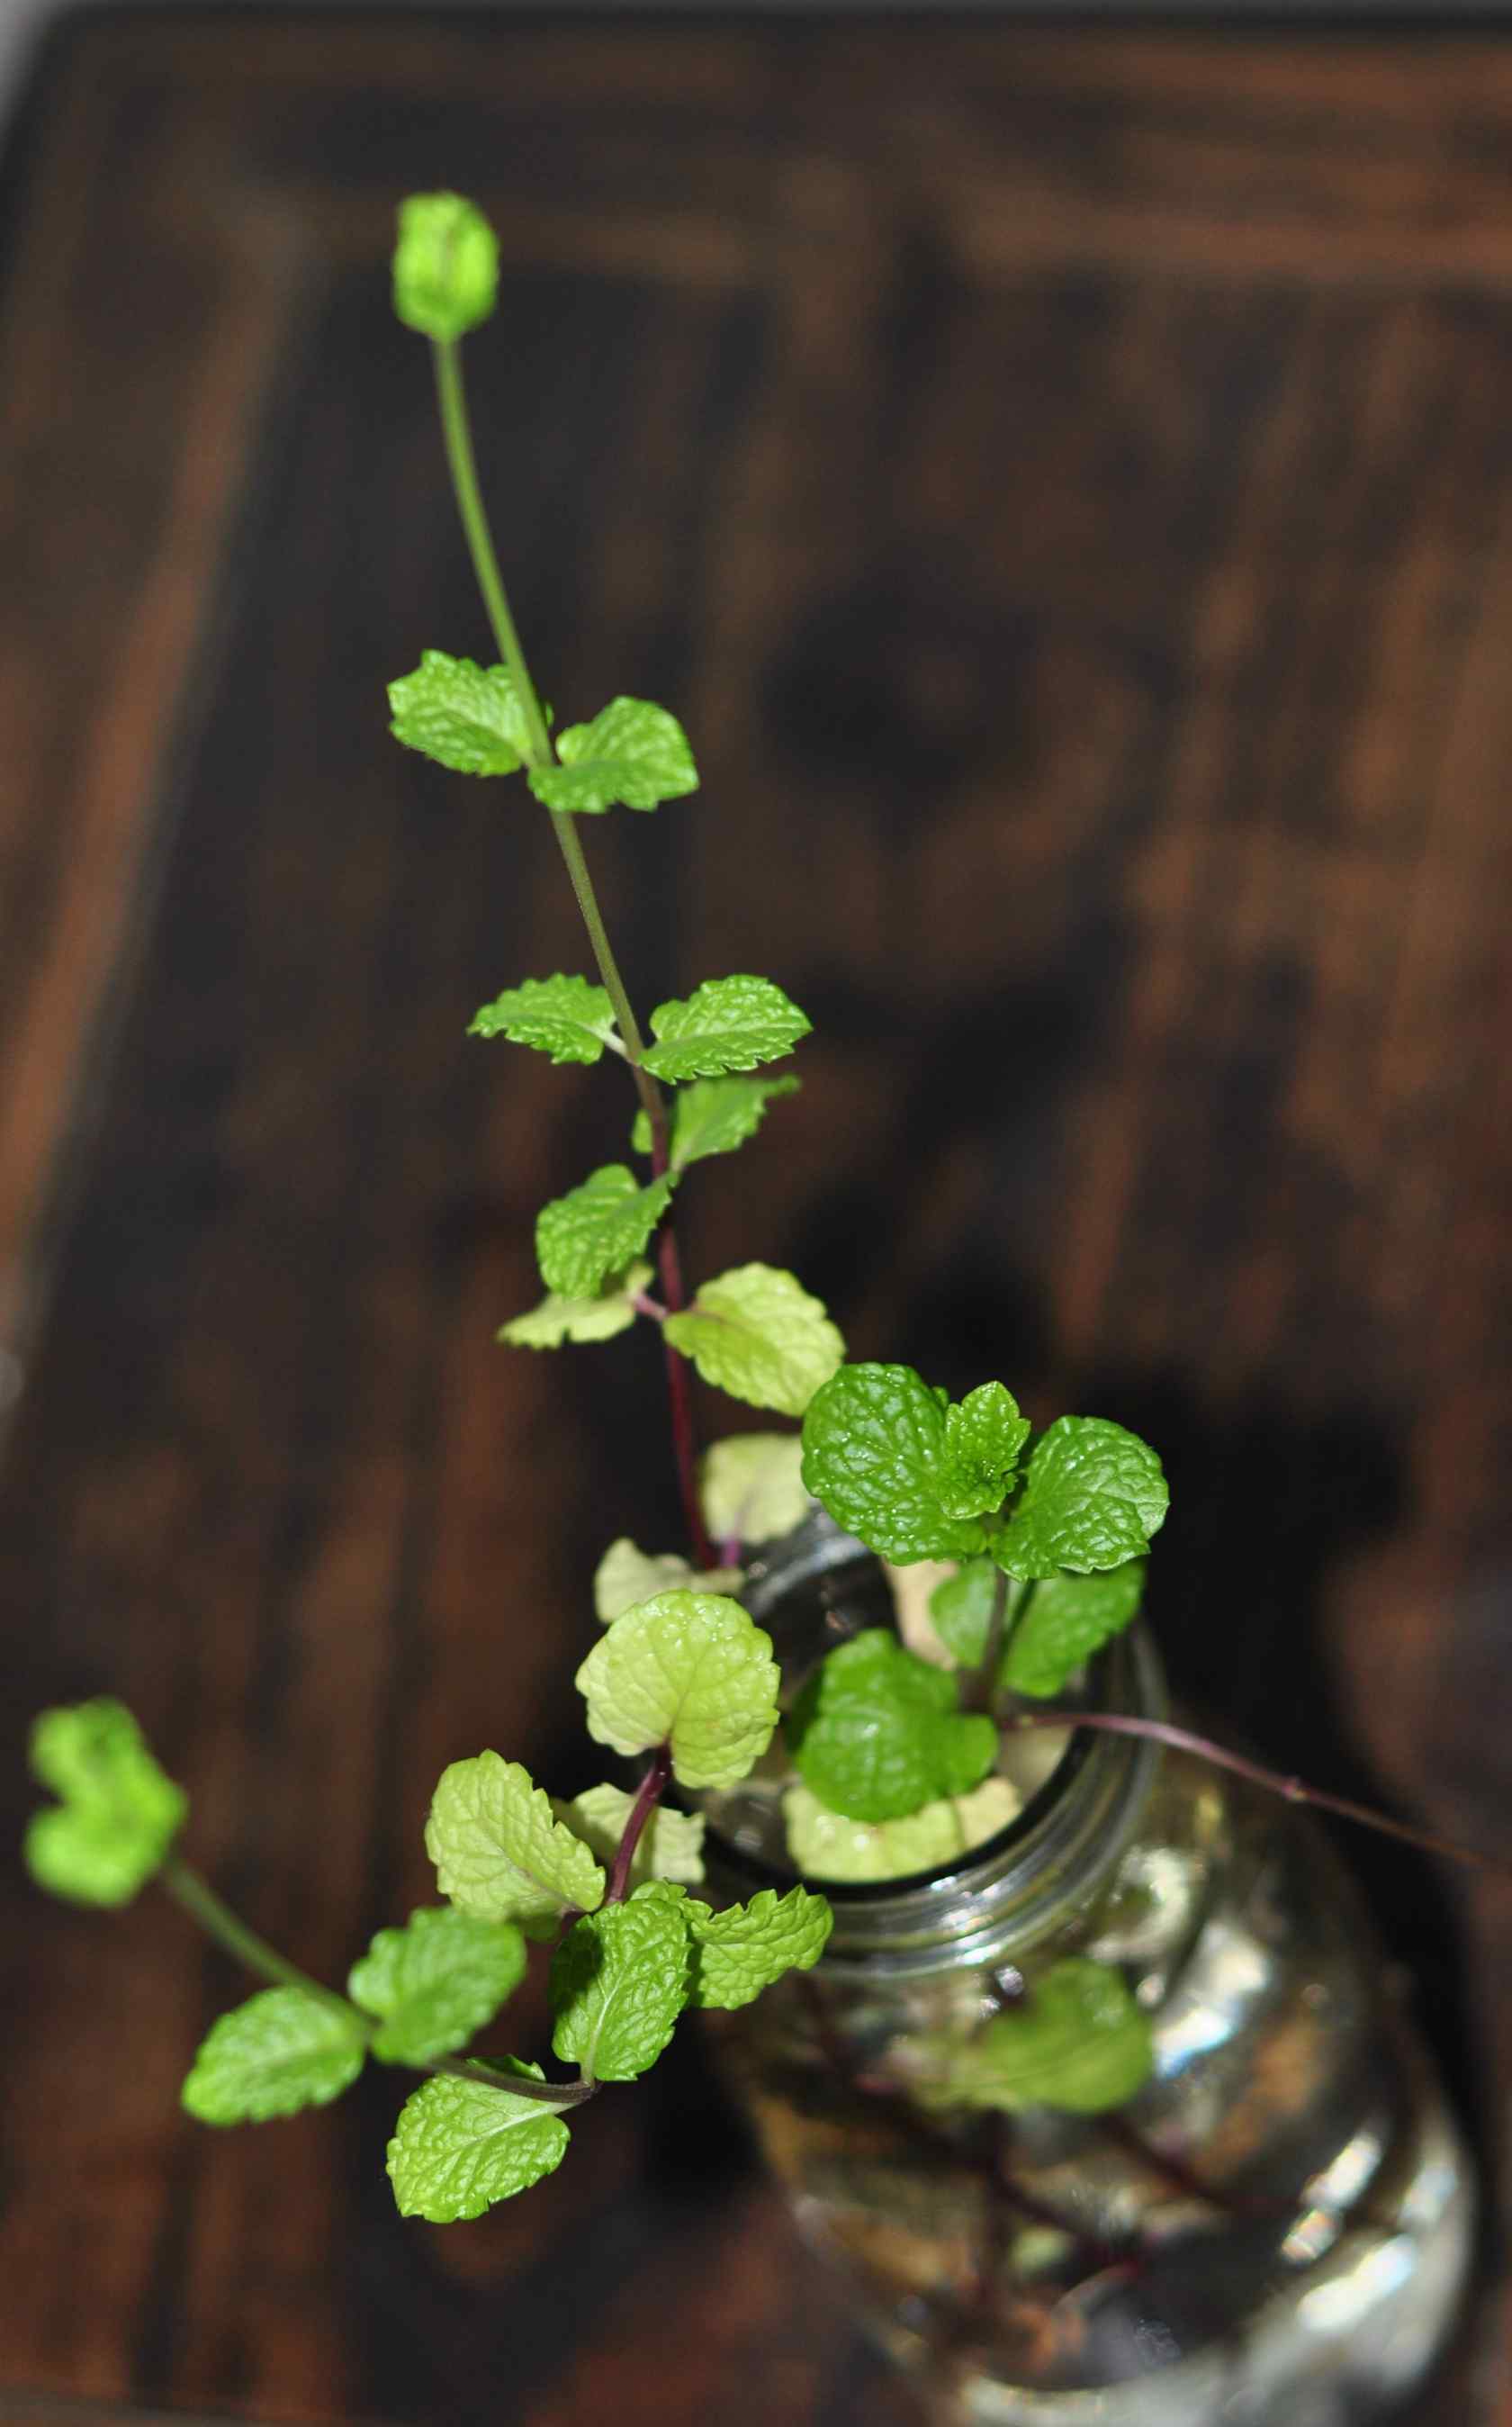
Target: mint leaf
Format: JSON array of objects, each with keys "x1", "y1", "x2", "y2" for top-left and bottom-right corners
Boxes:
[
  {"x1": 498, "y1": 1259, "x2": 652, "y2": 1350},
  {"x1": 643, "y1": 977, "x2": 810, "y2": 1084},
  {"x1": 922, "y1": 1959, "x2": 1154, "y2": 2116},
  {"x1": 182, "y1": 1988, "x2": 366, "y2": 2124},
  {"x1": 347, "y1": 1908, "x2": 527, "y2": 2066},
  {"x1": 634, "y1": 1074, "x2": 799, "y2": 1172},
  {"x1": 575, "y1": 1590, "x2": 779, "y2": 1791},
  {"x1": 387, "y1": 2064, "x2": 571, "y2": 2220},
  {"x1": 800, "y1": 1364, "x2": 992, "y2": 1563},
  {"x1": 549, "y1": 1882, "x2": 691, "y2": 2081},
  {"x1": 784, "y1": 1777, "x2": 1020, "y2": 1882},
  {"x1": 592, "y1": 1538, "x2": 739, "y2": 1624},
  {"x1": 25, "y1": 1699, "x2": 186, "y2": 1907},
  {"x1": 699, "y1": 1432, "x2": 809, "y2": 1547},
  {"x1": 536, "y1": 1166, "x2": 673, "y2": 1299},
  {"x1": 557, "y1": 1785, "x2": 706, "y2": 1888},
  {"x1": 528, "y1": 698, "x2": 697, "y2": 815},
  {"x1": 940, "y1": 1383, "x2": 1030, "y2": 1522},
  {"x1": 1004, "y1": 1564, "x2": 1146, "y2": 1698},
  {"x1": 665, "y1": 1263, "x2": 843, "y2": 1418},
  {"x1": 425, "y1": 1754, "x2": 606, "y2": 1939},
  {"x1": 687, "y1": 1887, "x2": 832, "y2": 2010},
  {"x1": 995, "y1": 1418, "x2": 1168, "y2": 1579},
  {"x1": 787, "y1": 1631, "x2": 997, "y2": 1823},
  {"x1": 469, "y1": 975, "x2": 618, "y2": 1065},
  {"x1": 926, "y1": 1560, "x2": 1001, "y2": 1666},
  {"x1": 388, "y1": 652, "x2": 532, "y2": 776},
  {"x1": 392, "y1": 193, "x2": 498, "y2": 341}
]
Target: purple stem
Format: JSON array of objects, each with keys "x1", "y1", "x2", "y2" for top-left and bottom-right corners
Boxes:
[
  {"x1": 1010, "y1": 1709, "x2": 1512, "y2": 1881},
  {"x1": 606, "y1": 1743, "x2": 672, "y2": 1904}
]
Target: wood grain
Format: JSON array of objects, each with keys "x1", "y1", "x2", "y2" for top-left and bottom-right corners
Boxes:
[{"x1": 3, "y1": 14, "x2": 1511, "y2": 2422}]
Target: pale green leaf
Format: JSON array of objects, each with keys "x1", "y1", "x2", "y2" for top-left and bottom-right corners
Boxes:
[
  {"x1": 687, "y1": 1886, "x2": 832, "y2": 2010},
  {"x1": 182, "y1": 1988, "x2": 366, "y2": 2124},
  {"x1": 575, "y1": 1591, "x2": 779, "y2": 1791},
  {"x1": 25, "y1": 1699, "x2": 186, "y2": 1908},
  {"x1": 784, "y1": 1778, "x2": 1021, "y2": 1883},
  {"x1": 800, "y1": 1364, "x2": 993, "y2": 1564},
  {"x1": 919, "y1": 1959, "x2": 1154, "y2": 2116},
  {"x1": 498, "y1": 1261, "x2": 652, "y2": 1350},
  {"x1": 347, "y1": 1907, "x2": 528, "y2": 2065},
  {"x1": 592, "y1": 1537, "x2": 740, "y2": 1625},
  {"x1": 699, "y1": 1432, "x2": 810, "y2": 1547},
  {"x1": 392, "y1": 193, "x2": 498, "y2": 341},
  {"x1": 425, "y1": 1753, "x2": 605, "y2": 1939},
  {"x1": 643, "y1": 976, "x2": 810, "y2": 1084},
  {"x1": 388, "y1": 652, "x2": 532, "y2": 776},
  {"x1": 995, "y1": 1418, "x2": 1169, "y2": 1579},
  {"x1": 469, "y1": 975, "x2": 619, "y2": 1065},
  {"x1": 387, "y1": 2063, "x2": 571, "y2": 2220},
  {"x1": 665, "y1": 1263, "x2": 843, "y2": 1418},
  {"x1": 527, "y1": 698, "x2": 698, "y2": 815},
  {"x1": 787, "y1": 1630, "x2": 997, "y2": 1823},
  {"x1": 926, "y1": 1560, "x2": 1001, "y2": 1667},
  {"x1": 549, "y1": 1882, "x2": 691, "y2": 2081},
  {"x1": 940, "y1": 1383, "x2": 1030, "y2": 1522},
  {"x1": 556, "y1": 1785, "x2": 706, "y2": 1887},
  {"x1": 536, "y1": 1166, "x2": 673, "y2": 1298},
  {"x1": 633, "y1": 1074, "x2": 799, "y2": 1172}
]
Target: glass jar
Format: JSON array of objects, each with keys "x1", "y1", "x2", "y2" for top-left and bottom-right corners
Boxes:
[{"x1": 703, "y1": 1514, "x2": 1474, "y2": 2425}]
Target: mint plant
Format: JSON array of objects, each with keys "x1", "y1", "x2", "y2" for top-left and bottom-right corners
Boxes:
[{"x1": 23, "y1": 191, "x2": 1512, "y2": 2243}]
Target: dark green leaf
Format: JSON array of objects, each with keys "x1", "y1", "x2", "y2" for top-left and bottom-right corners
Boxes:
[
  {"x1": 800, "y1": 1364, "x2": 991, "y2": 1563},
  {"x1": 787, "y1": 1630, "x2": 997, "y2": 1824},
  {"x1": 994, "y1": 1418, "x2": 1168, "y2": 1579}
]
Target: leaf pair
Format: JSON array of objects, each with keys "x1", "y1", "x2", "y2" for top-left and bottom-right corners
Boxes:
[
  {"x1": 24, "y1": 1700, "x2": 186, "y2": 1908},
  {"x1": 183, "y1": 1906, "x2": 528, "y2": 2125},
  {"x1": 930, "y1": 1559, "x2": 1147, "y2": 1701},
  {"x1": 802, "y1": 1364, "x2": 1167, "y2": 1583},
  {"x1": 389, "y1": 653, "x2": 697, "y2": 816}
]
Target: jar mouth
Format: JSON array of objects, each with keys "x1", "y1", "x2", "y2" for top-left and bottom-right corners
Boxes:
[{"x1": 702, "y1": 1509, "x2": 1166, "y2": 1967}]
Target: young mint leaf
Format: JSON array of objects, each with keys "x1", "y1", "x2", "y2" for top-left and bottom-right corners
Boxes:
[
  {"x1": 346, "y1": 1907, "x2": 527, "y2": 2066},
  {"x1": 800, "y1": 1364, "x2": 992, "y2": 1564},
  {"x1": 786, "y1": 1631, "x2": 997, "y2": 1823},
  {"x1": 536, "y1": 1166, "x2": 673, "y2": 1299},
  {"x1": 940, "y1": 1383, "x2": 1030, "y2": 1522},
  {"x1": 469, "y1": 975, "x2": 619, "y2": 1065},
  {"x1": 387, "y1": 2064, "x2": 571, "y2": 2221},
  {"x1": 388, "y1": 652, "x2": 532, "y2": 777},
  {"x1": 665, "y1": 1263, "x2": 843, "y2": 1418},
  {"x1": 642, "y1": 976, "x2": 810, "y2": 1084},
  {"x1": 392, "y1": 193, "x2": 498, "y2": 341},
  {"x1": 920, "y1": 1959, "x2": 1154, "y2": 2116},
  {"x1": 699, "y1": 1432, "x2": 809, "y2": 1547},
  {"x1": 425, "y1": 1753, "x2": 606, "y2": 1939},
  {"x1": 527, "y1": 698, "x2": 698, "y2": 815},
  {"x1": 686, "y1": 1887, "x2": 832, "y2": 2010},
  {"x1": 182, "y1": 1987, "x2": 366, "y2": 2125},
  {"x1": 784, "y1": 1777, "x2": 1021, "y2": 1883},
  {"x1": 592, "y1": 1538, "x2": 740, "y2": 1624},
  {"x1": 575, "y1": 1590, "x2": 779, "y2": 1791},
  {"x1": 549, "y1": 1881, "x2": 691, "y2": 2081},
  {"x1": 1004, "y1": 1564, "x2": 1147, "y2": 1699},
  {"x1": 25, "y1": 1699, "x2": 186, "y2": 1907},
  {"x1": 556, "y1": 1785, "x2": 706, "y2": 1887},
  {"x1": 994, "y1": 1418, "x2": 1169, "y2": 1579},
  {"x1": 498, "y1": 1260, "x2": 652, "y2": 1350},
  {"x1": 633, "y1": 1074, "x2": 799, "y2": 1172},
  {"x1": 927, "y1": 1559, "x2": 1001, "y2": 1666}
]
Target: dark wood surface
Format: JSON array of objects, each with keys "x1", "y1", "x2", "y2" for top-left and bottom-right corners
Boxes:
[{"x1": 4, "y1": 13, "x2": 1512, "y2": 2421}]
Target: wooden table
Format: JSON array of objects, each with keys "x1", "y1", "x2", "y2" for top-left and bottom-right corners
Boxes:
[{"x1": 3, "y1": 14, "x2": 1510, "y2": 2421}]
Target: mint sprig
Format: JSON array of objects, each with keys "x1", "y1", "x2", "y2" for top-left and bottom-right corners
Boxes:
[{"x1": 25, "y1": 1700, "x2": 186, "y2": 1908}]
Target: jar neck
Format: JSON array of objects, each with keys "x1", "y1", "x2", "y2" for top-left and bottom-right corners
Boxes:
[{"x1": 719, "y1": 1515, "x2": 1168, "y2": 1980}]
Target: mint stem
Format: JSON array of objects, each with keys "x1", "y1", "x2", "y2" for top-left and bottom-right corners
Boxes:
[
  {"x1": 159, "y1": 1854, "x2": 364, "y2": 2023},
  {"x1": 434, "y1": 2053, "x2": 598, "y2": 2108},
  {"x1": 1009, "y1": 1710, "x2": 1512, "y2": 1881},
  {"x1": 430, "y1": 334, "x2": 708, "y2": 1557},
  {"x1": 606, "y1": 1744, "x2": 672, "y2": 1904}
]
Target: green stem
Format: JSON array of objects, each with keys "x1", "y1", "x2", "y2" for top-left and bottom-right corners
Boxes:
[
  {"x1": 430, "y1": 338, "x2": 665, "y2": 1149},
  {"x1": 159, "y1": 1854, "x2": 361, "y2": 2020}
]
